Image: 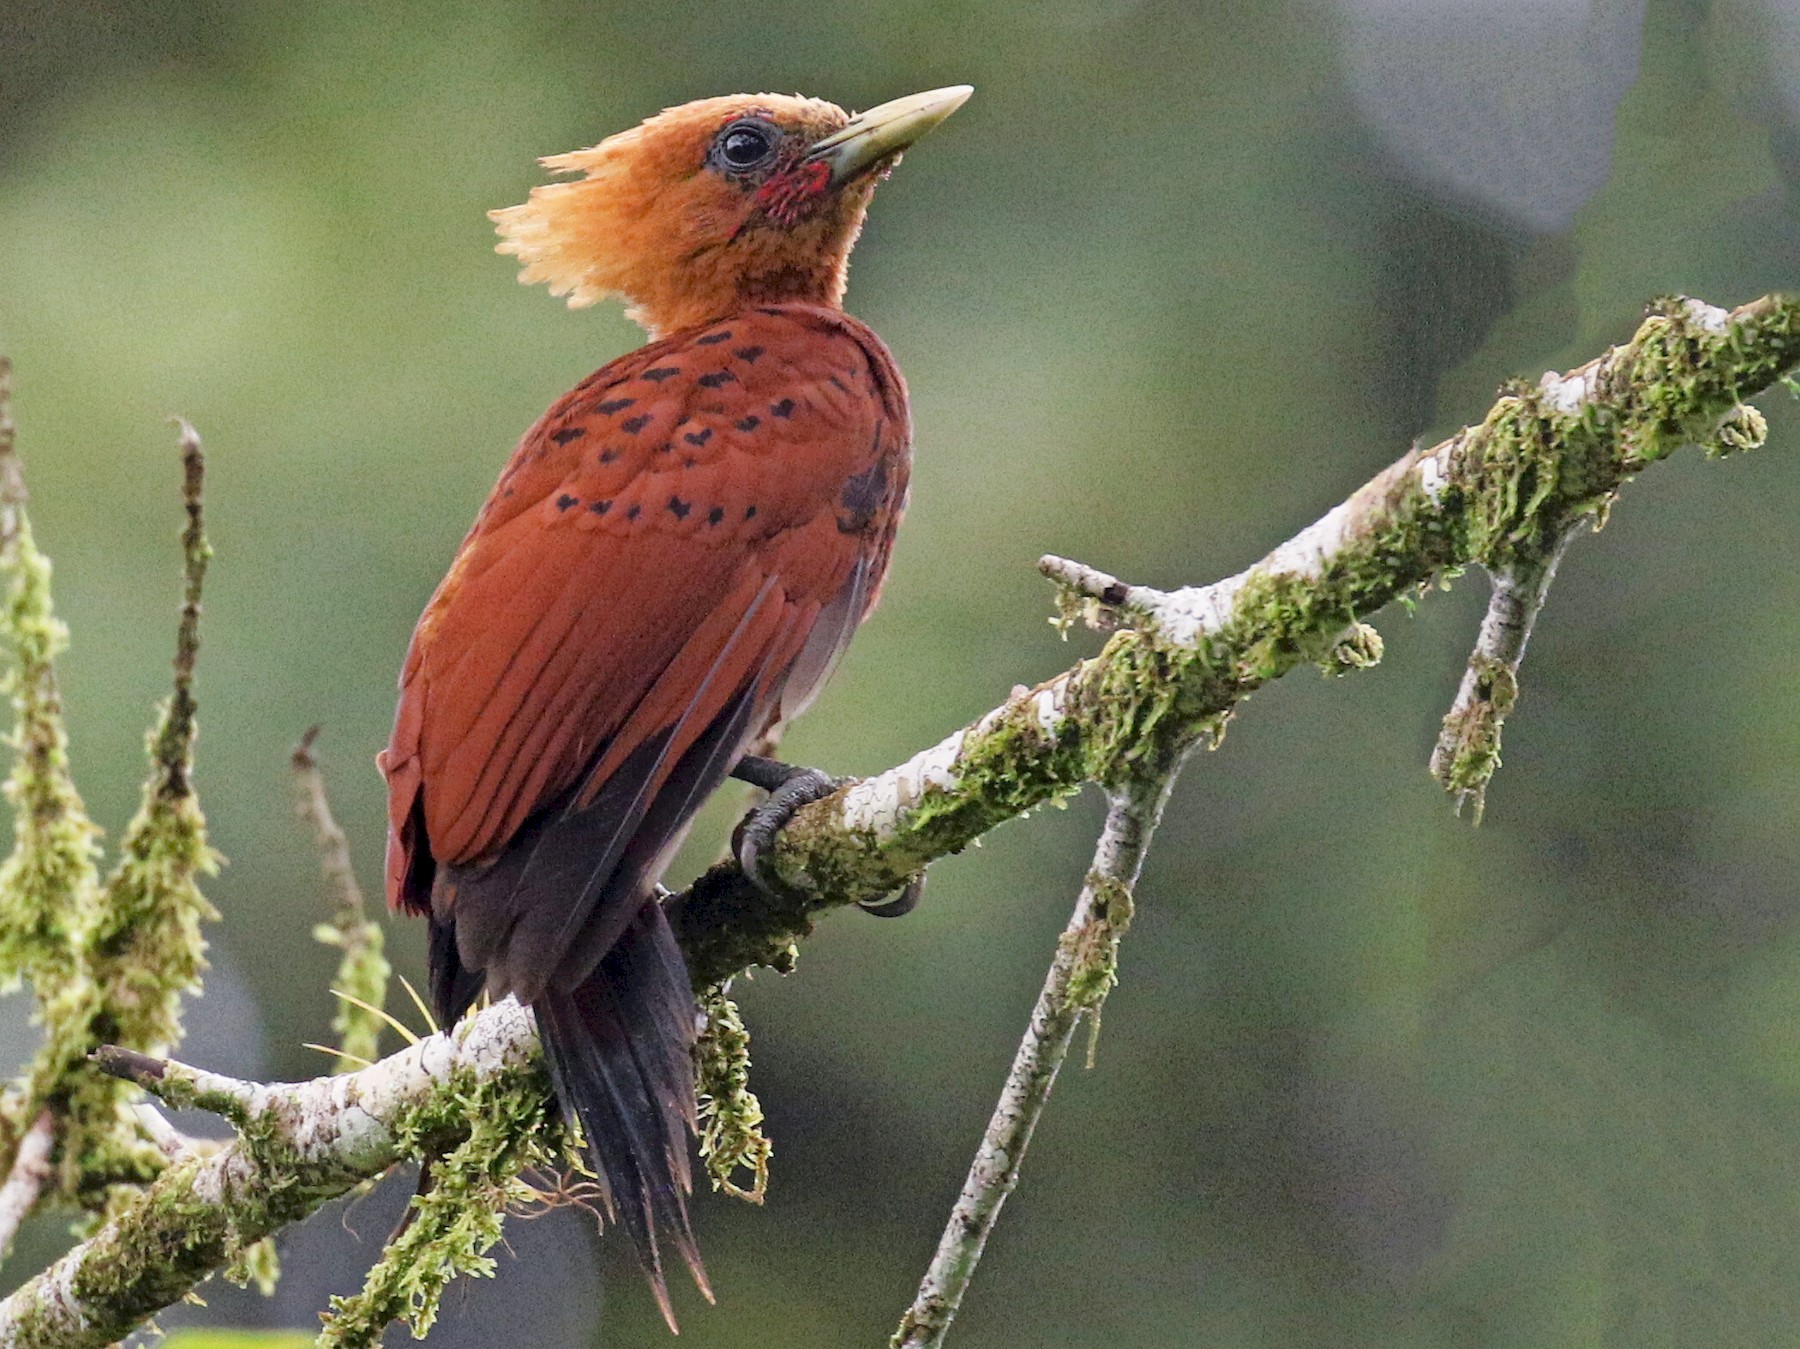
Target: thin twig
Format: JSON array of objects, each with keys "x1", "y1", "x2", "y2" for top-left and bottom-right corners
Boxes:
[
  {"x1": 1429, "y1": 526, "x2": 1581, "y2": 820},
  {"x1": 131, "y1": 1103, "x2": 203, "y2": 1160},
  {"x1": 0, "y1": 1112, "x2": 53, "y2": 1264},
  {"x1": 0, "y1": 358, "x2": 16, "y2": 510},
  {"x1": 294, "y1": 728, "x2": 390, "y2": 1071},
  {"x1": 293, "y1": 728, "x2": 363, "y2": 920},
  {"x1": 154, "y1": 419, "x2": 208, "y2": 800},
  {"x1": 892, "y1": 778, "x2": 1171, "y2": 1349}
]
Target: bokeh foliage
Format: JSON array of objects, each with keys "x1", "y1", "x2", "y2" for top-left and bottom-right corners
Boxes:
[{"x1": 3, "y1": 0, "x2": 1800, "y2": 1345}]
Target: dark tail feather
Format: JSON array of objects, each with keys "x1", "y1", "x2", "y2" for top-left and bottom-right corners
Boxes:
[
  {"x1": 535, "y1": 900, "x2": 710, "y2": 1331},
  {"x1": 428, "y1": 916, "x2": 485, "y2": 1028}
]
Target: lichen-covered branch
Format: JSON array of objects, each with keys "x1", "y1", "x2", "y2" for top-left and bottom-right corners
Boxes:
[
  {"x1": 312, "y1": 1036, "x2": 557, "y2": 1349},
  {"x1": 0, "y1": 292, "x2": 1794, "y2": 1343},
  {"x1": 671, "y1": 293, "x2": 1800, "y2": 982},
  {"x1": 892, "y1": 780, "x2": 1169, "y2": 1349}
]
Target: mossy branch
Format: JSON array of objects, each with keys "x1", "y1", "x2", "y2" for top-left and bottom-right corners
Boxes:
[
  {"x1": 0, "y1": 360, "x2": 104, "y2": 1194},
  {"x1": 0, "y1": 292, "x2": 1794, "y2": 1343},
  {"x1": 313, "y1": 1049, "x2": 557, "y2": 1348},
  {"x1": 0, "y1": 386, "x2": 223, "y2": 1228},
  {"x1": 0, "y1": 361, "x2": 103, "y2": 995},
  {"x1": 30, "y1": 421, "x2": 220, "y2": 1205},
  {"x1": 672, "y1": 294, "x2": 1800, "y2": 980},
  {"x1": 0, "y1": 1005, "x2": 547, "y2": 1349}
]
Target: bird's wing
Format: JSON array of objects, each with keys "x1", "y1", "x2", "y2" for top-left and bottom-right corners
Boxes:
[{"x1": 381, "y1": 305, "x2": 909, "y2": 941}]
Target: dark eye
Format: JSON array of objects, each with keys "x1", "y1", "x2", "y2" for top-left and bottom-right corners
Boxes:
[{"x1": 716, "y1": 121, "x2": 775, "y2": 171}]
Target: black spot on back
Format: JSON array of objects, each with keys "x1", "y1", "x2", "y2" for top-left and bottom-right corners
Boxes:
[
  {"x1": 550, "y1": 427, "x2": 585, "y2": 445},
  {"x1": 734, "y1": 346, "x2": 765, "y2": 363},
  {"x1": 828, "y1": 374, "x2": 849, "y2": 394},
  {"x1": 643, "y1": 367, "x2": 680, "y2": 383},
  {"x1": 695, "y1": 330, "x2": 732, "y2": 345},
  {"x1": 626, "y1": 504, "x2": 642, "y2": 520},
  {"x1": 685, "y1": 428, "x2": 713, "y2": 447},
  {"x1": 770, "y1": 399, "x2": 795, "y2": 418},
  {"x1": 707, "y1": 506, "x2": 724, "y2": 526},
  {"x1": 621, "y1": 414, "x2": 652, "y2": 434},
  {"x1": 744, "y1": 505, "x2": 758, "y2": 520},
  {"x1": 596, "y1": 398, "x2": 635, "y2": 415},
  {"x1": 736, "y1": 415, "x2": 761, "y2": 432},
  {"x1": 590, "y1": 499, "x2": 612, "y2": 515},
  {"x1": 697, "y1": 371, "x2": 735, "y2": 389},
  {"x1": 556, "y1": 493, "x2": 579, "y2": 511},
  {"x1": 668, "y1": 495, "x2": 691, "y2": 520},
  {"x1": 600, "y1": 448, "x2": 620, "y2": 464},
  {"x1": 836, "y1": 457, "x2": 889, "y2": 534}
]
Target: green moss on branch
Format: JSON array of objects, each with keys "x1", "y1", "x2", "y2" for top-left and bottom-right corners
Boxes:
[
  {"x1": 42, "y1": 423, "x2": 220, "y2": 1203},
  {"x1": 318, "y1": 1066, "x2": 557, "y2": 1347}
]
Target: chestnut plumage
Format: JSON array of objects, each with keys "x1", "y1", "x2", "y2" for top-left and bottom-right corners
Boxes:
[{"x1": 378, "y1": 86, "x2": 969, "y2": 1329}]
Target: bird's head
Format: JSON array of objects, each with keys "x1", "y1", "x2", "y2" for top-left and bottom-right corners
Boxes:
[{"x1": 491, "y1": 86, "x2": 971, "y2": 337}]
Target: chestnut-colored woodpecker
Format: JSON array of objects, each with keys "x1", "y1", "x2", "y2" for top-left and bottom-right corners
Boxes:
[{"x1": 379, "y1": 85, "x2": 970, "y2": 1327}]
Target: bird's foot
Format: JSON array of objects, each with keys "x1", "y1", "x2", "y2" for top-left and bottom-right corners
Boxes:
[
  {"x1": 729, "y1": 755, "x2": 925, "y2": 917},
  {"x1": 730, "y1": 755, "x2": 846, "y2": 897}
]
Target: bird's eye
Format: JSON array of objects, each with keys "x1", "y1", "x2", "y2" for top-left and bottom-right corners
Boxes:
[{"x1": 715, "y1": 121, "x2": 775, "y2": 171}]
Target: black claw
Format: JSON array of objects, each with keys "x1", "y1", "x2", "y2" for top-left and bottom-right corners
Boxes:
[
  {"x1": 859, "y1": 870, "x2": 926, "y2": 918},
  {"x1": 731, "y1": 756, "x2": 848, "y2": 895}
]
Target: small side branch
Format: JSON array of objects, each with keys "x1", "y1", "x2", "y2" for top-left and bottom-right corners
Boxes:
[
  {"x1": 892, "y1": 780, "x2": 1169, "y2": 1349},
  {"x1": 294, "y1": 729, "x2": 391, "y2": 1070},
  {"x1": 1038, "y1": 555, "x2": 1168, "y2": 634},
  {"x1": 0, "y1": 1112, "x2": 53, "y2": 1264},
  {"x1": 154, "y1": 420, "x2": 208, "y2": 800},
  {"x1": 1429, "y1": 527, "x2": 1580, "y2": 820},
  {"x1": 89, "y1": 1046, "x2": 258, "y2": 1126}
]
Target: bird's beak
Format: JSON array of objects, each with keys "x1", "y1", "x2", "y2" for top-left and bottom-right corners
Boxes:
[{"x1": 805, "y1": 85, "x2": 973, "y2": 186}]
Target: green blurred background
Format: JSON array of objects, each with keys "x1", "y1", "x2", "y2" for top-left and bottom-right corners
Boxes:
[{"x1": 5, "y1": 0, "x2": 1800, "y2": 1344}]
